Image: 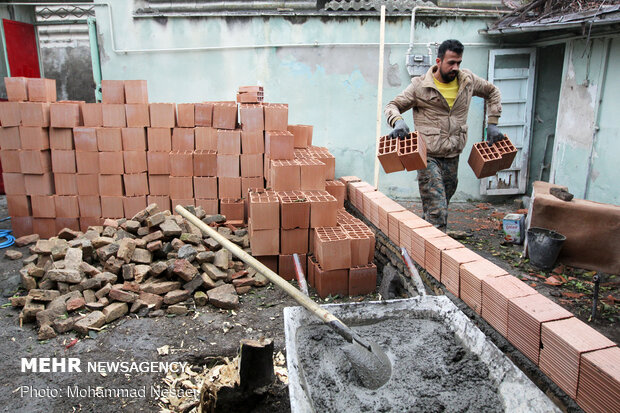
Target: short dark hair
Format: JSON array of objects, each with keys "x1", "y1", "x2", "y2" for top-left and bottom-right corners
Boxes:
[{"x1": 437, "y1": 39, "x2": 464, "y2": 59}]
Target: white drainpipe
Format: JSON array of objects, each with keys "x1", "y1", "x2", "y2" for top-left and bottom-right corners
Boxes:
[{"x1": 408, "y1": 6, "x2": 507, "y2": 54}]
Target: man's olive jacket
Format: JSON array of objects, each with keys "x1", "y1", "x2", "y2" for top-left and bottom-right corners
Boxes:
[{"x1": 384, "y1": 65, "x2": 502, "y2": 158}]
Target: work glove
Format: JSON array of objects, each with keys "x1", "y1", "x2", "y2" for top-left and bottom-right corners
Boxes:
[
  {"x1": 388, "y1": 119, "x2": 410, "y2": 140},
  {"x1": 486, "y1": 124, "x2": 505, "y2": 146}
]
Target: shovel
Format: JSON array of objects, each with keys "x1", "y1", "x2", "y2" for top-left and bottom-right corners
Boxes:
[{"x1": 175, "y1": 205, "x2": 392, "y2": 389}]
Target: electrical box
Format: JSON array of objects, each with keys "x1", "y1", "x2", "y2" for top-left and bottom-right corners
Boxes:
[{"x1": 406, "y1": 54, "x2": 431, "y2": 77}]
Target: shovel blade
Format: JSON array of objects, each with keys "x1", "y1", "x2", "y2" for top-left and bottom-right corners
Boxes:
[{"x1": 343, "y1": 341, "x2": 392, "y2": 389}]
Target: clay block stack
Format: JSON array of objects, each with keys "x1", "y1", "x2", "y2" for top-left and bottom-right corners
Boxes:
[
  {"x1": 1, "y1": 77, "x2": 58, "y2": 238},
  {"x1": 237, "y1": 87, "x2": 266, "y2": 218},
  {"x1": 278, "y1": 190, "x2": 310, "y2": 268},
  {"x1": 1, "y1": 79, "x2": 281, "y2": 237},
  {"x1": 260, "y1": 102, "x2": 336, "y2": 191},
  {"x1": 248, "y1": 190, "x2": 280, "y2": 257},
  {"x1": 237, "y1": 85, "x2": 264, "y2": 104},
  {"x1": 309, "y1": 207, "x2": 377, "y2": 299},
  {"x1": 247, "y1": 183, "x2": 377, "y2": 298},
  {"x1": 52, "y1": 104, "x2": 82, "y2": 230},
  {"x1": 235, "y1": 92, "x2": 372, "y2": 298},
  {"x1": 2, "y1": 76, "x2": 361, "y2": 297}
]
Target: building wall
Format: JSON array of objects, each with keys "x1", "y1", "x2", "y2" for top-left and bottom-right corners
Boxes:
[
  {"x1": 587, "y1": 37, "x2": 620, "y2": 204},
  {"x1": 93, "y1": 0, "x2": 502, "y2": 200},
  {"x1": 551, "y1": 36, "x2": 620, "y2": 205}
]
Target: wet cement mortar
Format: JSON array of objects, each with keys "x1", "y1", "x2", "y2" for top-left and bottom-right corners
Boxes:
[{"x1": 297, "y1": 316, "x2": 501, "y2": 412}]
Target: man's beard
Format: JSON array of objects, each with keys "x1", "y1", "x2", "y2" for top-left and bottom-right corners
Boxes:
[{"x1": 440, "y1": 69, "x2": 458, "y2": 82}]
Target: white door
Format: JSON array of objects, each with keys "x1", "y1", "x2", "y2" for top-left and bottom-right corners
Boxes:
[{"x1": 481, "y1": 48, "x2": 536, "y2": 195}]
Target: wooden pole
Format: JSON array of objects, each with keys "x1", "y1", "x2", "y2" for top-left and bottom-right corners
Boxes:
[{"x1": 373, "y1": 5, "x2": 386, "y2": 189}]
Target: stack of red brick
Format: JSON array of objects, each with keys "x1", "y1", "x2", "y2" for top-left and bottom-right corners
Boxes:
[
  {"x1": 241, "y1": 102, "x2": 375, "y2": 298},
  {"x1": 0, "y1": 77, "x2": 72, "y2": 238},
  {"x1": 0, "y1": 79, "x2": 298, "y2": 238},
  {"x1": 248, "y1": 186, "x2": 376, "y2": 299},
  {"x1": 344, "y1": 177, "x2": 619, "y2": 413}
]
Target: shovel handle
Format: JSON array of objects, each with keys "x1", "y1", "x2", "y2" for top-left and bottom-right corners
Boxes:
[
  {"x1": 401, "y1": 247, "x2": 427, "y2": 297},
  {"x1": 292, "y1": 253, "x2": 309, "y2": 297},
  {"x1": 175, "y1": 205, "x2": 354, "y2": 342}
]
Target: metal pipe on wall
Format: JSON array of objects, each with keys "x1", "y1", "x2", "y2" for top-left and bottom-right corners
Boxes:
[
  {"x1": 140, "y1": 1, "x2": 317, "y2": 13},
  {"x1": 407, "y1": 6, "x2": 507, "y2": 57},
  {"x1": 374, "y1": 5, "x2": 386, "y2": 189},
  {"x1": 0, "y1": 2, "x2": 499, "y2": 56}
]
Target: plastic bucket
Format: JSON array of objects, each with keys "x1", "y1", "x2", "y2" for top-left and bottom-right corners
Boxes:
[{"x1": 527, "y1": 227, "x2": 566, "y2": 270}]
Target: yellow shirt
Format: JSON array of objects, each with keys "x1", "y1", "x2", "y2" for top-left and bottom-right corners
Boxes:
[{"x1": 433, "y1": 77, "x2": 459, "y2": 109}]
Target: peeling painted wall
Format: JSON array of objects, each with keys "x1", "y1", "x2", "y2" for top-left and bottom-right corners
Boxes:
[
  {"x1": 40, "y1": 43, "x2": 95, "y2": 102},
  {"x1": 551, "y1": 37, "x2": 619, "y2": 205},
  {"x1": 586, "y1": 37, "x2": 620, "y2": 204},
  {"x1": 94, "y1": 0, "x2": 501, "y2": 200}
]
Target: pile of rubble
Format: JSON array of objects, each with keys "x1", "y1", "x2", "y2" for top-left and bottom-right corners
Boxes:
[{"x1": 8, "y1": 203, "x2": 268, "y2": 340}]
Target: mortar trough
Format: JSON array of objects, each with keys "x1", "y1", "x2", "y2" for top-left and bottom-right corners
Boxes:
[{"x1": 284, "y1": 296, "x2": 561, "y2": 413}]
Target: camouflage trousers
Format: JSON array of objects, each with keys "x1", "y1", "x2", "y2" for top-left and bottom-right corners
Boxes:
[{"x1": 417, "y1": 156, "x2": 459, "y2": 232}]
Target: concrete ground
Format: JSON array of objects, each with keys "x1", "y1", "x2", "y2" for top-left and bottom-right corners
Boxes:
[{"x1": 0, "y1": 196, "x2": 616, "y2": 412}]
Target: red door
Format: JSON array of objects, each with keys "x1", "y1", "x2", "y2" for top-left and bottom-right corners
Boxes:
[
  {"x1": 0, "y1": 19, "x2": 41, "y2": 193},
  {"x1": 3, "y1": 19, "x2": 40, "y2": 77}
]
